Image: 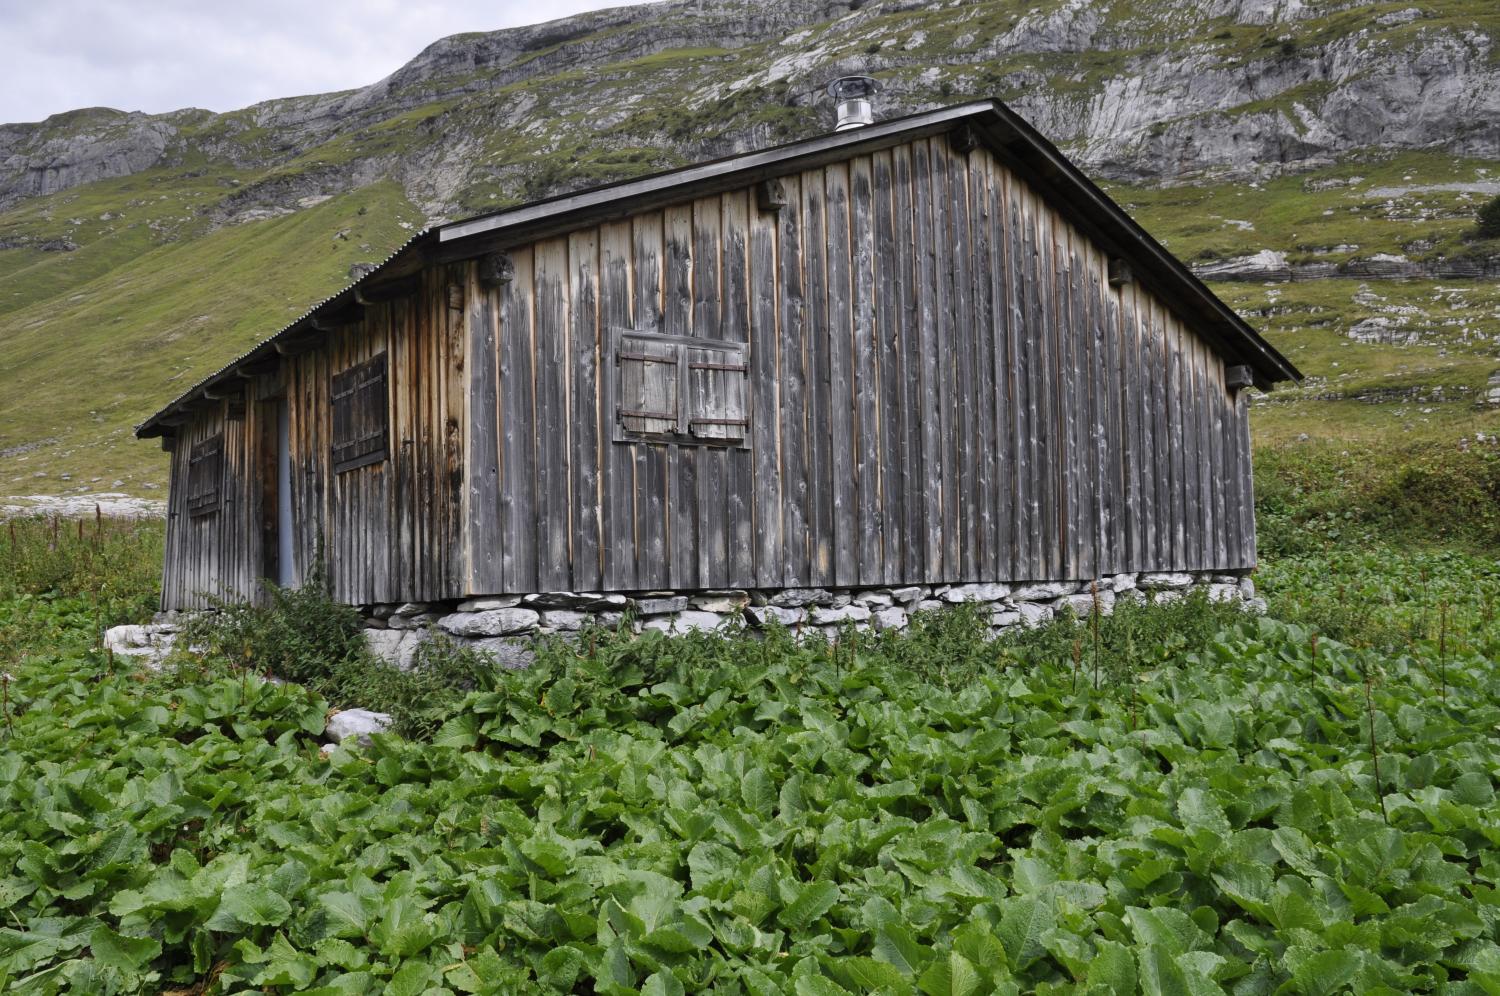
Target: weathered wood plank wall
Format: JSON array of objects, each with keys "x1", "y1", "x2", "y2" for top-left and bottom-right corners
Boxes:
[
  {"x1": 162, "y1": 269, "x2": 465, "y2": 610},
  {"x1": 466, "y1": 136, "x2": 1257, "y2": 595}
]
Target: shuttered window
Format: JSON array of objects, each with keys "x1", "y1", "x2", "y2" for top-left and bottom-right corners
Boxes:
[
  {"x1": 612, "y1": 329, "x2": 748, "y2": 447},
  {"x1": 332, "y1": 352, "x2": 389, "y2": 473},
  {"x1": 186, "y1": 434, "x2": 223, "y2": 517}
]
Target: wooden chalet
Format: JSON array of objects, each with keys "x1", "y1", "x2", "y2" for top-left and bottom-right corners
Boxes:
[{"x1": 136, "y1": 99, "x2": 1300, "y2": 612}]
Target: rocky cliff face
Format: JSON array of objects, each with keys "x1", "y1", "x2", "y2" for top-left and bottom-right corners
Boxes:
[{"x1": 2, "y1": 0, "x2": 1495, "y2": 219}]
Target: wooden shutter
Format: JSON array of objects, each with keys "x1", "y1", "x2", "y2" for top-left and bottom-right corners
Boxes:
[
  {"x1": 186, "y1": 434, "x2": 223, "y2": 517},
  {"x1": 615, "y1": 333, "x2": 680, "y2": 437},
  {"x1": 332, "y1": 352, "x2": 389, "y2": 473},
  {"x1": 686, "y1": 343, "x2": 749, "y2": 443}
]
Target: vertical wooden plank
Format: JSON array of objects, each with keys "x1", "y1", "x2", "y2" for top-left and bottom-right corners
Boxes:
[
  {"x1": 721, "y1": 189, "x2": 756, "y2": 588},
  {"x1": 929, "y1": 139, "x2": 960, "y2": 581},
  {"x1": 499, "y1": 247, "x2": 537, "y2": 592},
  {"x1": 1168, "y1": 309, "x2": 1187, "y2": 571},
  {"x1": 599, "y1": 222, "x2": 635, "y2": 592},
  {"x1": 945, "y1": 139, "x2": 978, "y2": 581},
  {"x1": 1013, "y1": 172, "x2": 1039, "y2": 580},
  {"x1": 823, "y1": 161, "x2": 857, "y2": 587},
  {"x1": 663, "y1": 204, "x2": 697, "y2": 590},
  {"x1": 777, "y1": 172, "x2": 810, "y2": 586},
  {"x1": 1122, "y1": 286, "x2": 1143, "y2": 573},
  {"x1": 533, "y1": 238, "x2": 571, "y2": 591},
  {"x1": 849, "y1": 157, "x2": 883, "y2": 585},
  {"x1": 750, "y1": 186, "x2": 782, "y2": 589},
  {"x1": 911, "y1": 140, "x2": 944, "y2": 582},
  {"x1": 1210, "y1": 356, "x2": 1229, "y2": 571},
  {"x1": 1145, "y1": 290, "x2": 1167, "y2": 570},
  {"x1": 633, "y1": 212, "x2": 669, "y2": 590},
  {"x1": 892, "y1": 143, "x2": 923, "y2": 582},
  {"x1": 988, "y1": 155, "x2": 1015, "y2": 582},
  {"x1": 1033, "y1": 188, "x2": 1059, "y2": 580},
  {"x1": 968, "y1": 147, "x2": 997, "y2": 582},
  {"x1": 1238, "y1": 392, "x2": 1256, "y2": 567},
  {"x1": 872, "y1": 149, "x2": 904, "y2": 584},
  {"x1": 690, "y1": 199, "x2": 726, "y2": 587},
  {"x1": 802, "y1": 168, "x2": 834, "y2": 587},
  {"x1": 567, "y1": 231, "x2": 602, "y2": 592},
  {"x1": 1057, "y1": 223, "x2": 1081, "y2": 582}
]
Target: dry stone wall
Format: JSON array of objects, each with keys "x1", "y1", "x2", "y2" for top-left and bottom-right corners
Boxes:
[{"x1": 352, "y1": 571, "x2": 1262, "y2": 671}]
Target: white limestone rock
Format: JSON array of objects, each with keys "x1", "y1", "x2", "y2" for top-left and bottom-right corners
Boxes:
[
  {"x1": 457, "y1": 595, "x2": 524, "y2": 612},
  {"x1": 873, "y1": 606, "x2": 908, "y2": 631},
  {"x1": 1138, "y1": 572, "x2": 1194, "y2": 590},
  {"x1": 326, "y1": 708, "x2": 392, "y2": 747},
  {"x1": 363, "y1": 628, "x2": 404, "y2": 664},
  {"x1": 633, "y1": 595, "x2": 688, "y2": 615},
  {"x1": 1059, "y1": 589, "x2": 1116, "y2": 617},
  {"x1": 1010, "y1": 581, "x2": 1077, "y2": 602},
  {"x1": 745, "y1": 605, "x2": 807, "y2": 627},
  {"x1": 887, "y1": 586, "x2": 926, "y2": 604},
  {"x1": 1108, "y1": 573, "x2": 1138, "y2": 593},
  {"x1": 855, "y1": 591, "x2": 895, "y2": 608},
  {"x1": 770, "y1": 588, "x2": 833, "y2": 608},
  {"x1": 467, "y1": 637, "x2": 535, "y2": 669},
  {"x1": 942, "y1": 582, "x2": 1011, "y2": 603},
  {"x1": 1016, "y1": 602, "x2": 1054, "y2": 627},
  {"x1": 1239, "y1": 577, "x2": 1256, "y2": 600},
  {"x1": 1206, "y1": 583, "x2": 1242, "y2": 604},
  {"x1": 436, "y1": 608, "x2": 540, "y2": 637},
  {"x1": 643, "y1": 610, "x2": 726, "y2": 634},
  {"x1": 914, "y1": 599, "x2": 945, "y2": 613},
  {"x1": 811, "y1": 604, "x2": 871, "y2": 626},
  {"x1": 690, "y1": 593, "x2": 748, "y2": 612},
  {"x1": 990, "y1": 609, "x2": 1020, "y2": 628},
  {"x1": 540, "y1": 609, "x2": 588, "y2": 631}
]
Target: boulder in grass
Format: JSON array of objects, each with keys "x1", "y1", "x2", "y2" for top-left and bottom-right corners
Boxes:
[{"x1": 326, "y1": 708, "x2": 392, "y2": 747}]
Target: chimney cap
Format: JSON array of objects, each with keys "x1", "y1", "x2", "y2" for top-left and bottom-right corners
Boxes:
[{"x1": 828, "y1": 75, "x2": 880, "y2": 100}]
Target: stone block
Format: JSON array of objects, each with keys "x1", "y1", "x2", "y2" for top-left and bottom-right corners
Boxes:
[
  {"x1": 770, "y1": 588, "x2": 833, "y2": 608},
  {"x1": 914, "y1": 599, "x2": 944, "y2": 613},
  {"x1": 888, "y1": 586, "x2": 925, "y2": 604},
  {"x1": 437, "y1": 608, "x2": 540, "y2": 637},
  {"x1": 873, "y1": 606, "x2": 908, "y2": 631},
  {"x1": 633, "y1": 595, "x2": 687, "y2": 615},
  {"x1": 1058, "y1": 589, "x2": 1115, "y2": 617},
  {"x1": 1206, "y1": 583, "x2": 1241, "y2": 604},
  {"x1": 541, "y1": 609, "x2": 588, "y2": 631},
  {"x1": 1108, "y1": 573, "x2": 1138, "y2": 593},
  {"x1": 1152, "y1": 589, "x2": 1185, "y2": 605},
  {"x1": 830, "y1": 591, "x2": 853, "y2": 608},
  {"x1": 457, "y1": 595, "x2": 524, "y2": 612},
  {"x1": 468, "y1": 637, "x2": 535, "y2": 669},
  {"x1": 990, "y1": 609, "x2": 1020, "y2": 628},
  {"x1": 362, "y1": 628, "x2": 404, "y2": 664},
  {"x1": 392, "y1": 602, "x2": 433, "y2": 617},
  {"x1": 1010, "y1": 581, "x2": 1077, "y2": 602},
  {"x1": 1239, "y1": 577, "x2": 1256, "y2": 600},
  {"x1": 1016, "y1": 602, "x2": 1054, "y2": 627},
  {"x1": 388, "y1": 612, "x2": 441, "y2": 631},
  {"x1": 811, "y1": 604, "x2": 871, "y2": 625},
  {"x1": 942, "y1": 582, "x2": 1011, "y2": 603},
  {"x1": 855, "y1": 591, "x2": 894, "y2": 608},
  {"x1": 1138, "y1": 572, "x2": 1194, "y2": 590},
  {"x1": 745, "y1": 605, "x2": 807, "y2": 627},
  {"x1": 643, "y1": 610, "x2": 726, "y2": 634},
  {"x1": 690, "y1": 594, "x2": 748, "y2": 612}
]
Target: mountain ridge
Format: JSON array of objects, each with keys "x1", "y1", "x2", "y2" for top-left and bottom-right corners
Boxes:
[{"x1": 2, "y1": 0, "x2": 1499, "y2": 492}]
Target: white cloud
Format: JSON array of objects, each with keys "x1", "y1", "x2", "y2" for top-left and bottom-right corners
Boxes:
[{"x1": 0, "y1": 0, "x2": 657, "y2": 124}]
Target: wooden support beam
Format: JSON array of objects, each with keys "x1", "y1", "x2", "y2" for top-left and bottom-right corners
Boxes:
[
  {"x1": 1226, "y1": 365, "x2": 1254, "y2": 391},
  {"x1": 756, "y1": 179, "x2": 787, "y2": 213},
  {"x1": 202, "y1": 381, "x2": 243, "y2": 401},
  {"x1": 1108, "y1": 258, "x2": 1133, "y2": 288},
  {"x1": 234, "y1": 355, "x2": 280, "y2": 378},
  {"x1": 355, "y1": 273, "x2": 420, "y2": 304},
  {"x1": 949, "y1": 124, "x2": 980, "y2": 155},
  {"x1": 310, "y1": 304, "x2": 364, "y2": 332},
  {"x1": 160, "y1": 435, "x2": 176, "y2": 452},
  {"x1": 275, "y1": 330, "x2": 324, "y2": 356}
]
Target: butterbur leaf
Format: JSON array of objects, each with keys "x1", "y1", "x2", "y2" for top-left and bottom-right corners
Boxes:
[
  {"x1": 743, "y1": 768, "x2": 775, "y2": 821},
  {"x1": 997, "y1": 896, "x2": 1055, "y2": 970},
  {"x1": 825, "y1": 954, "x2": 911, "y2": 992},
  {"x1": 643, "y1": 969, "x2": 688, "y2": 996},
  {"x1": 207, "y1": 883, "x2": 293, "y2": 930},
  {"x1": 873, "y1": 923, "x2": 929, "y2": 975},
  {"x1": 1287, "y1": 949, "x2": 1362, "y2": 996},
  {"x1": 918, "y1": 950, "x2": 982, "y2": 996},
  {"x1": 1087, "y1": 939, "x2": 1137, "y2": 994},
  {"x1": 780, "y1": 881, "x2": 841, "y2": 932},
  {"x1": 433, "y1": 713, "x2": 480, "y2": 749},
  {"x1": 384, "y1": 957, "x2": 437, "y2": 996},
  {"x1": 319, "y1": 890, "x2": 375, "y2": 938},
  {"x1": 88, "y1": 923, "x2": 161, "y2": 973}
]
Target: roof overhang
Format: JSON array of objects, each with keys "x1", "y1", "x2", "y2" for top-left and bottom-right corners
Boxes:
[{"x1": 136, "y1": 99, "x2": 1297, "y2": 440}]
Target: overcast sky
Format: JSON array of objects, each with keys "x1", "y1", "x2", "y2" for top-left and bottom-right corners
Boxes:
[{"x1": 1, "y1": 0, "x2": 655, "y2": 125}]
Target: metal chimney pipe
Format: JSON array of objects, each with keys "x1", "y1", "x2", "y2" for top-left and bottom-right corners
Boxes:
[{"x1": 828, "y1": 75, "x2": 880, "y2": 131}]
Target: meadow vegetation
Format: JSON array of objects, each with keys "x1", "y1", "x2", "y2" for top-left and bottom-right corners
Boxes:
[{"x1": 4, "y1": 444, "x2": 1500, "y2": 992}]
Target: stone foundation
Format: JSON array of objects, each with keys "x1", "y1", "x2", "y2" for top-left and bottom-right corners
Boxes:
[{"x1": 351, "y1": 571, "x2": 1261, "y2": 670}]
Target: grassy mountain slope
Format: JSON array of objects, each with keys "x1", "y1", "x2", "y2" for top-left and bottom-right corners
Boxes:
[{"x1": 1, "y1": 0, "x2": 1498, "y2": 493}]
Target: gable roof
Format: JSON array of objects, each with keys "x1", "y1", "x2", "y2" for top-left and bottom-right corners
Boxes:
[{"x1": 136, "y1": 99, "x2": 1298, "y2": 438}]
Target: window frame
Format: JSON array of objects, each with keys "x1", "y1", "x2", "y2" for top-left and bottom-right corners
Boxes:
[
  {"x1": 186, "y1": 433, "x2": 224, "y2": 518},
  {"x1": 609, "y1": 327, "x2": 749, "y2": 449},
  {"x1": 331, "y1": 352, "x2": 390, "y2": 474}
]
